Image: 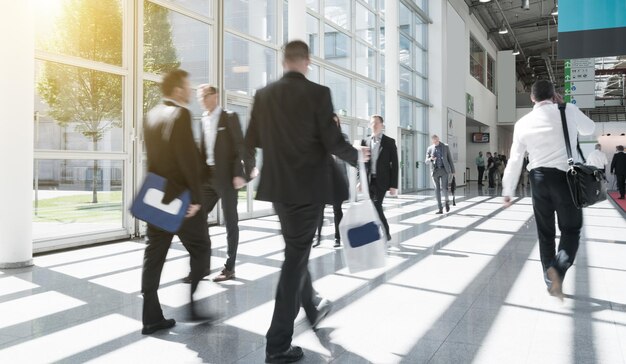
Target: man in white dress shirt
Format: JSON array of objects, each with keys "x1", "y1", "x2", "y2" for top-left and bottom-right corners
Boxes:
[
  {"x1": 586, "y1": 143, "x2": 609, "y2": 172},
  {"x1": 501, "y1": 80, "x2": 595, "y2": 299},
  {"x1": 182, "y1": 85, "x2": 253, "y2": 284}
]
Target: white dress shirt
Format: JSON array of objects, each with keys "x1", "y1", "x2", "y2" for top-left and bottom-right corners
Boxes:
[
  {"x1": 502, "y1": 101, "x2": 595, "y2": 197},
  {"x1": 370, "y1": 133, "x2": 382, "y2": 175},
  {"x1": 586, "y1": 149, "x2": 609, "y2": 169},
  {"x1": 201, "y1": 105, "x2": 222, "y2": 166}
]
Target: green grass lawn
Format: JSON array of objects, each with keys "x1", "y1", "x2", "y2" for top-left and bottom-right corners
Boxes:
[{"x1": 33, "y1": 191, "x2": 123, "y2": 223}]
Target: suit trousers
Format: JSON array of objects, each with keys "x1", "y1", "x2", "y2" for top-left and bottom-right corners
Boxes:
[
  {"x1": 432, "y1": 167, "x2": 449, "y2": 210},
  {"x1": 617, "y1": 174, "x2": 626, "y2": 198},
  {"x1": 203, "y1": 178, "x2": 239, "y2": 271},
  {"x1": 529, "y1": 168, "x2": 582, "y2": 279},
  {"x1": 488, "y1": 168, "x2": 496, "y2": 188},
  {"x1": 316, "y1": 201, "x2": 344, "y2": 241},
  {"x1": 266, "y1": 203, "x2": 324, "y2": 354},
  {"x1": 369, "y1": 177, "x2": 390, "y2": 239},
  {"x1": 477, "y1": 166, "x2": 485, "y2": 184},
  {"x1": 141, "y1": 212, "x2": 210, "y2": 325}
]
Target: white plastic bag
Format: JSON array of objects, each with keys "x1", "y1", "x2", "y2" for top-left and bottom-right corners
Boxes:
[{"x1": 338, "y1": 159, "x2": 387, "y2": 273}]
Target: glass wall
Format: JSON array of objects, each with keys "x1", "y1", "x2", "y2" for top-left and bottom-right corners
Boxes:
[
  {"x1": 33, "y1": 0, "x2": 217, "y2": 248},
  {"x1": 30, "y1": 0, "x2": 434, "y2": 247},
  {"x1": 307, "y1": 0, "x2": 385, "y2": 141},
  {"x1": 398, "y1": 0, "x2": 429, "y2": 192}
]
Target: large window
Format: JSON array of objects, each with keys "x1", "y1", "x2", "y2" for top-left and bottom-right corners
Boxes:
[
  {"x1": 398, "y1": 0, "x2": 428, "y2": 102},
  {"x1": 225, "y1": 0, "x2": 277, "y2": 43},
  {"x1": 33, "y1": 0, "x2": 218, "y2": 248},
  {"x1": 224, "y1": 33, "x2": 278, "y2": 96},
  {"x1": 324, "y1": 24, "x2": 351, "y2": 68},
  {"x1": 325, "y1": 70, "x2": 351, "y2": 116},
  {"x1": 470, "y1": 35, "x2": 485, "y2": 85},
  {"x1": 487, "y1": 54, "x2": 496, "y2": 93}
]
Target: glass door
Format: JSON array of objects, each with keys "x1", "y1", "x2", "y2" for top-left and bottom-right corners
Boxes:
[
  {"x1": 417, "y1": 132, "x2": 430, "y2": 189},
  {"x1": 226, "y1": 94, "x2": 274, "y2": 219},
  {"x1": 400, "y1": 128, "x2": 418, "y2": 193}
]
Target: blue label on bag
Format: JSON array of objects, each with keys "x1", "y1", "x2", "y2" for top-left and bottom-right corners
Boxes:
[{"x1": 347, "y1": 222, "x2": 381, "y2": 248}]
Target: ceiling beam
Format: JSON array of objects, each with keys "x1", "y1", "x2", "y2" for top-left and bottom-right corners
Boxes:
[{"x1": 487, "y1": 16, "x2": 556, "y2": 33}]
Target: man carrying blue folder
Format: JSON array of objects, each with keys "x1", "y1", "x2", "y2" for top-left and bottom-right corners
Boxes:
[{"x1": 141, "y1": 69, "x2": 211, "y2": 334}]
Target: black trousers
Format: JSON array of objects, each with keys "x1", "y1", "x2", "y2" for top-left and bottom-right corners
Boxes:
[
  {"x1": 316, "y1": 201, "x2": 344, "y2": 241},
  {"x1": 488, "y1": 168, "x2": 496, "y2": 188},
  {"x1": 203, "y1": 178, "x2": 239, "y2": 271},
  {"x1": 141, "y1": 211, "x2": 210, "y2": 325},
  {"x1": 266, "y1": 203, "x2": 323, "y2": 354},
  {"x1": 477, "y1": 166, "x2": 485, "y2": 184},
  {"x1": 369, "y1": 177, "x2": 390, "y2": 239},
  {"x1": 617, "y1": 174, "x2": 626, "y2": 198},
  {"x1": 529, "y1": 168, "x2": 582, "y2": 279}
]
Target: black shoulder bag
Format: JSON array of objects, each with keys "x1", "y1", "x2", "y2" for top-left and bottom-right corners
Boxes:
[{"x1": 558, "y1": 103, "x2": 607, "y2": 208}]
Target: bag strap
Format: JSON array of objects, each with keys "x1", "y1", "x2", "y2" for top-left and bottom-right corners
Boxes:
[
  {"x1": 348, "y1": 159, "x2": 372, "y2": 204},
  {"x1": 576, "y1": 140, "x2": 587, "y2": 163},
  {"x1": 558, "y1": 103, "x2": 575, "y2": 167}
]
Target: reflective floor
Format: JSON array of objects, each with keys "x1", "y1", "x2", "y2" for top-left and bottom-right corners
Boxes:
[{"x1": 2, "y1": 186, "x2": 626, "y2": 363}]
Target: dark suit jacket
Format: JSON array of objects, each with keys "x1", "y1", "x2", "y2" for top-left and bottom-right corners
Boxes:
[
  {"x1": 200, "y1": 109, "x2": 249, "y2": 189},
  {"x1": 244, "y1": 71, "x2": 358, "y2": 204},
  {"x1": 611, "y1": 152, "x2": 626, "y2": 175},
  {"x1": 425, "y1": 142, "x2": 455, "y2": 175},
  {"x1": 144, "y1": 100, "x2": 203, "y2": 204},
  {"x1": 361, "y1": 134, "x2": 399, "y2": 191}
]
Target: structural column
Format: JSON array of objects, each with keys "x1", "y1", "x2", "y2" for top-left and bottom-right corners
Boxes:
[
  {"x1": 0, "y1": 1, "x2": 34, "y2": 268},
  {"x1": 384, "y1": 0, "x2": 400, "y2": 141}
]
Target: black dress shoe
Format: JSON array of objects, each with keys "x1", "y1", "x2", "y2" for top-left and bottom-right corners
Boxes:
[
  {"x1": 445, "y1": 203, "x2": 450, "y2": 212},
  {"x1": 310, "y1": 299, "x2": 332, "y2": 330},
  {"x1": 436, "y1": 209, "x2": 443, "y2": 214},
  {"x1": 265, "y1": 346, "x2": 304, "y2": 363},
  {"x1": 142, "y1": 318, "x2": 175, "y2": 335},
  {"x1": 182, "y1": 268, "x2": 212, "y2": 284}
]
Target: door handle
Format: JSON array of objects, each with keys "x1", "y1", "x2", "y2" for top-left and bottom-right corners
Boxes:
[{"x1": 415, "y1": 161, "x2": 419, "y2": 169}]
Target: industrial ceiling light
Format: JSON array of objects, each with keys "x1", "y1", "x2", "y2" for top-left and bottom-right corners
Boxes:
[
  {"x1": 512, "y1": 48, "x2": 520, "y2": 56},
  {"x1": 479, "y1": 0, "x2": 492, "y2": 3},
  {"x1": 499, "y1": 22, "x2": 508, "y2": 34},
  {"x1": 521, "y1": 0, "x2": 530, "y2": 10},
  {"x1": 551, "y1": 4, "x2": 558, "y2": 15}
]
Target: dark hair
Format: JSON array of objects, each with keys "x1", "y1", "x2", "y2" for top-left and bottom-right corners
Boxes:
[
  {"x1": 618, "y1": 145, "x2": 625, "y2": 152},
  {"x1": 283, "y1": 40, "x2": 310, "y2": 62},
  {"x1": 371, "y1": 114, "x2": 384, "y2": 124},
  {"x1": 161, "y1": 69, "x2": 189, "y2": 96},
  {"x1": 531, "y1": 79, "x2": 555, "y2": 102}
]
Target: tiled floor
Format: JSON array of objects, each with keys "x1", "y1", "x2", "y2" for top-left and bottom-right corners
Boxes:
[{"x1": 1, "y1": 186, "x2": 626, "y2": 363}]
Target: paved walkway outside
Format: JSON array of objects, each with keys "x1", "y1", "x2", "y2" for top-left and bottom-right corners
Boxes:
[{"x1": 1, "y1": 186, "x2": 625, "y2": 363}]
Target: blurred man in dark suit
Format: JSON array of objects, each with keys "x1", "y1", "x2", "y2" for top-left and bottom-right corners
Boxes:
[
  {"x1": 611, "y1": 145, "x2": 626, "y2": 199},
  {"x1": 182, "y1": 84, "x2": 252, "y2": 284},
  {"x1": 141, "y1": 69, "x2": 210, "y2": 335},
  {"x1": 361, "y1": 115, "x2": 399, "y2": 241},
  {"x1": 245, "y1": 40, "x2": 369, "y2": 363}
]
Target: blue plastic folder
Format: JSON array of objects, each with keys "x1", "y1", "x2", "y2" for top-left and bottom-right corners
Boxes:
[
  {"x1": 347, "y1": 222, "x2": 381, "y2": 248},
  {"x1": 130, "y1": 173, "x2": 191, "y2": 233}
]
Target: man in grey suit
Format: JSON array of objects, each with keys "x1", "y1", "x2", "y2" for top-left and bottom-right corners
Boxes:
[{"x1": 425, "y1": 134, "x2": 455, "y2": 214}]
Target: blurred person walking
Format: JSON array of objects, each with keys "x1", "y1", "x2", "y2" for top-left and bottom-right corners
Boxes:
[
  {"x1": 502, "y1": 80, "x2": 595, "y2": 298},
  {"x1": 362, "y1": 115, "x2": 399, "y2": 240},
  {"x1": 586, "y1": 143, "x2": 608, "y2": 173},
  {"x1": 182, "y1": 84, "x2": 252, "y2": 284},
  {"x1": 475, "y1": 151, "x2": 485, "y2": 186},
  {"x1": 611, "y1": 145, "x2": 626, "y2": 199},
  {"x1": 244, "y1": 40, "x2": 369, "y2": 363},
  {"x1": 426, "y1": 135, "x2": 455, "y2": 214},
  {"x1": 141, "y1": 69, "x2": 212, "y2": 335}
]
